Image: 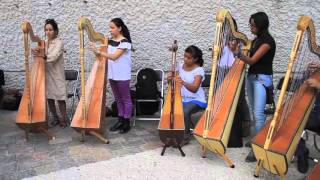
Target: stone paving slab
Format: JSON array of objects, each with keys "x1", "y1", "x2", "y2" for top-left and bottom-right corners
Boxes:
[{"x1": 24, "y1": 142, "x2": 311, "y2": 180}]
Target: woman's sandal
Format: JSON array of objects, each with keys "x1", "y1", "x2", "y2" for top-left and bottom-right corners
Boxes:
[{"x1": 49, "y1": 116, "x2": 60, "y2": 127}]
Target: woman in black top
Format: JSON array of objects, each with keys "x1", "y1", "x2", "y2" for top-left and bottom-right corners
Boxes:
[{"x1": 237, "y1": 12, "x2": 276, "y2": 162}]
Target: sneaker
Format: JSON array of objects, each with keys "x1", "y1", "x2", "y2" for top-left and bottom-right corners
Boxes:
[
  {"x1": 119, "y1": 119, "x2": 131, "y2": 134},
  {"x1": 110, "y1": 117, "x2": 124, "y2": 131},
  {"x1": 297, "y1": 149, "x2": 309, "y2": 173}
]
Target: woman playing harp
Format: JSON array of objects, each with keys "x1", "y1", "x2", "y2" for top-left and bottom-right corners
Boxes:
[
  {"x1": 159, "y1": 42, "x2": 206, "y2": 156},
  {"x1": 16, "y1": 21, "x2": 55, "y2": 140},
  {"x1": 89, "y1": 18, "x2": 133, "y2": 134},
  {"x1": 236, "y1": 12, "x2": 276, "y2": 162},
  {"x1": 70, "y1": 17, "x2": 109, "y2": 143},
  {"x1": 193, "y1": 9, "x2": 250, "y2": 167},
  {"x1": 33, "y1": 19, "x2": 67, "y2": 128},
  {"x1": 250, "y1": 16, "x2": 320, "y2": 179}
]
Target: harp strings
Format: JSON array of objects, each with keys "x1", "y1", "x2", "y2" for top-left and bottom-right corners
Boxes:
[
  {"x1": 209, "y1": 20, "x2": 238, "y2": 128},
  {"x1": 276, "y1": 32, "x2": 317, "y2": 133}
]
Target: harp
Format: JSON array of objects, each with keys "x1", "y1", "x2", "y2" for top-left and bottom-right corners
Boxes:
[
  {"x1": 16, "y1": 22, "x2": 54, "y2": 140},
  {"x1": 158, "y1": 40, "x2": 186, "y2": 156},
  {"x1": 252, "y1": 16, "x2": 320, "y2": 179},
  {"x1": 70, "y1": 17, "x2": 109, "y2": 144},
  {"x1": 307, "y1": 163, "x2": 320, "y2": 180},
  {"x1": 193, "y1": 9, "x2": 250, "y2": 167}
]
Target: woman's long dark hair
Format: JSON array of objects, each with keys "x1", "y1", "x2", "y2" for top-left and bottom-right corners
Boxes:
[
  {"x1": 44, "y1": 19, "x2": 59, "y2": 35},
  {"x1": 249, "y1": 12, "x2": 269, "y2": 36},
  {"x1": 111, "y1": 18, "x2": 132, "y2": 43},
  {"x1": 185, "y1": 45, "x2": 204, "y2": 67}
]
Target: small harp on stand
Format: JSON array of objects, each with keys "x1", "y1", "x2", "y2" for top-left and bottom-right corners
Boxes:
[
  {"x1": 71, "y1": 17, "x2": 109, "y2": 144},
  {"x1": 16, "y1": 22, "x2": 54, "y2": 140},
  {"x1": 193, "y1": 9, "x2": 250, "y2": 167},
  {"x1": 158, "y1": 40, "x2": 186, "y2": 156},
  {"x1": 252, "y1": 16, "x2": 320, "y2": 179}
]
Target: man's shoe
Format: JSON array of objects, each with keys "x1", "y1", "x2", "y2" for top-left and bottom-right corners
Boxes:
[
  {"x1": 245, "y1": 141, "x2": 252, "y2": 148},
  {"x1": 245, "y1": 149, "x2": 257, "y2": 162},
  {"x1": 297, "y1": 149, "x2": 309, "y2": 173}
]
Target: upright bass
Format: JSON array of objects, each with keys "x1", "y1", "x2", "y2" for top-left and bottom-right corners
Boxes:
[
  {"x1": 71, "y1": 17, "x2": 109, "y2": 144},
  {"x1": 158, "y1": 40, "x2": 186, "y2": 156},
  {"x1": 16, "y1": 22, "x2": 54, "y2": 140}
]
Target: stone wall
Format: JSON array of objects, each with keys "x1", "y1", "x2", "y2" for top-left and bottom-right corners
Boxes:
[{"x1": 0, "y1": 0, "x2": 319, "y2": 104}]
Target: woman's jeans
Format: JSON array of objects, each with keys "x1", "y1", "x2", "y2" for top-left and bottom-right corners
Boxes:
[
  {"x1": 183, "y1": 103, "x2": 203, "y2": 137},
  {"x1": 246, "y1": 74, "x2": 273, "y2": 135}
]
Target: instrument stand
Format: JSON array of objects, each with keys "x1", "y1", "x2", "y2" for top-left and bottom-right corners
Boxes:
[
  {"x1": 217, "y1": 151, "x2": 235, "y2": 168},
  {"x1": 254, "y1": 159, "x2": 263, "y2": 177},
  {"x1": 79, "y1": 129, "x2": 109, "y2": 144},
  {"x1": 201, "y1": 145, "x2": 207, "y2": 158},
  {"x1": 160, "y1": 138, "x2": 185, "y2": 157},
  {"x1": 24, "y1": 126, "x2": 55, "y2": 141}
]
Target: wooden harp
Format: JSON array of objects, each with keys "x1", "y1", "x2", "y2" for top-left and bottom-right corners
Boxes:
[
  {"x1": 70, "y1": 17, "x2": 109, "y2": 144},
  {"x1": 16, "y1": 22, "x2": 54, "y2": 140},
  {"x1": 158, "y1": 40, "x2": 186, "y2": 156},
  {"x1": 252, "y1": 16, "x2": 320, "y2": 178},
  {"x1": 193, "y1": 9, "x2": 250, "y2": 167}
]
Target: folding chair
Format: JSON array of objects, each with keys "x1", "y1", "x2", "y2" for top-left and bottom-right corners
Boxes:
[
  {"x1": 65, "y1": 69, "x2": 80, "y2": 123},
  {"x1": 133, "y1": 69, "x2": 164, "y2": 127}
]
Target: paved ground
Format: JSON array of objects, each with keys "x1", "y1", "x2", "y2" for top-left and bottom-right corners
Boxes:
[
  {"x1": 0, "y1": 109, "x2": 318, "y2": 180},
  {"x1": 24, "y1": 142, "x2": 309, "y2": 180},
  {"x1": 0, "y1": 110, "x2": 161, "y2": 180}
]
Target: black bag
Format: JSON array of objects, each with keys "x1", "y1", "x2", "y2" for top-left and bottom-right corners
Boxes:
[
  {"x1": 135, "y1": 68, "x2": 160, "y2": 115},
  {"x1": 0, "y1": 70, "x2": 4, "y2": 86},
  {"x1": 136, "y1": 68, "x2": 160, "y2": 99},
  {"x1": 0, "y1": 90, "x2": 21, "y2": 110},
  {"x1": 263, "y1": 84, "x2": 274, "y2": 105}
]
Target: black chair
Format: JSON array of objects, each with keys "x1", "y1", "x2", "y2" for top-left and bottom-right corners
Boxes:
[
  {"x1": 133, "y1": 69, "x2": 164, "y2": 127},
  {"x1": 65, "y1": 69, "x2": 80, "y2": 123}
]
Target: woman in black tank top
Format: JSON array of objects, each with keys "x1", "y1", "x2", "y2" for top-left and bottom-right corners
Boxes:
[{"x1": 237, "y1": 12, "x2": 276, "y2": 162}]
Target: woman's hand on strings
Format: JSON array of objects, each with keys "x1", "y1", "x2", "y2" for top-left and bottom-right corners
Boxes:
[
  {"x1": 167, "y1": 72, "x2": 173, "y2": 81},
  {"x1": 232, "y1": 44, "x2": 242, "y2": 59},
  {"x1": 176, "y1": 76, "x2": 184, "y2": 85},
  {"x1": 31, "y1": 47, "x2": 45, "y2": 58},
  {"x1": 89, "y1": 42, "x2": 100, "y2": 55},
  {"x1": 306, "y1": 78, "x2": 320, "y2": 90}
]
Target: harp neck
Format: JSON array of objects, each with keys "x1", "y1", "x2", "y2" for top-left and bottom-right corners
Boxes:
[
  {"x1": 77, "y1": 17, "x2": 108, "y2": 123},
  {"x1": 21, "y1": 21, "x2": 44, "y2": 120},
  {"x1": 169, "y1": 40, "x2": 178, "y2": 129}
]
